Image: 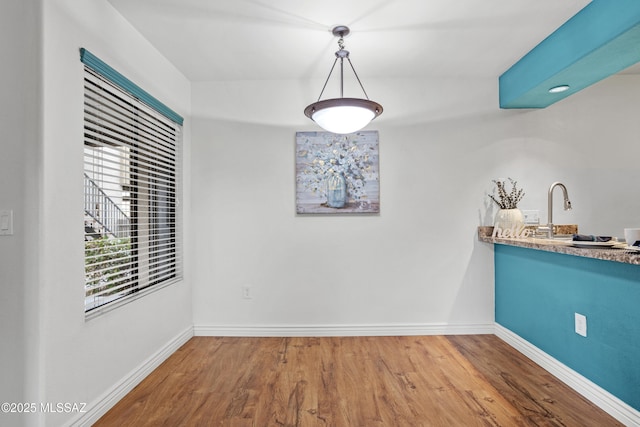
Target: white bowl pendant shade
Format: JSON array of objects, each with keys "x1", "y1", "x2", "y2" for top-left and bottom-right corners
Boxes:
[
  {"x1": 313, "y1": 105, "x2": 375, "y2": 135},
  {"x1": 306, "y1": 98, "x2": 381, "y2": 135}
]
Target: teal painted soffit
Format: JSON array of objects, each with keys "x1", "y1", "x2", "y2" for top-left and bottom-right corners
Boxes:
[{"x1": 499, "y1": 0, "x2": 640, "y2": 109}]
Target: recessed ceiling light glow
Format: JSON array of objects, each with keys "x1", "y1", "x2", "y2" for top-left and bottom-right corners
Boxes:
[{"x1": 548, "y1": 85, "x2": 570, "y2": 93}]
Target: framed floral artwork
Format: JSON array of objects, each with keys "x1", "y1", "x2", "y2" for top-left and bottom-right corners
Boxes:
[{"x1": 295, "y1": 131, "x2": 380, "y2": 214}]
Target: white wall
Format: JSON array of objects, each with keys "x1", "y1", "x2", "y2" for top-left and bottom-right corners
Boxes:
[
  {"x1": 0, "y1": 2, "x2": 40, "y2": 427},
  {"x1": 6, "y1": 0, "x2": 194, "y2": 426},
  {"x1": 190, "y1": 72, "x2": 640, "y2": 334},
  {"x1": 190, "y1": 77, "x2": 500, "y2": 333},
  {"x1": 509, "y1": 76, "x2": 640, "y2": 236}
]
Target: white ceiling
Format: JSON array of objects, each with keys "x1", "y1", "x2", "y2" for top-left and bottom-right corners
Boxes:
[{"x1": 107, "y1": 0, "x2": 596, "y2": 83}]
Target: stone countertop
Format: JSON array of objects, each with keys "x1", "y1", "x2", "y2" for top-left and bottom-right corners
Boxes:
[{"x1": 478, "y1": 226, "x2": 640, "y2": 266}]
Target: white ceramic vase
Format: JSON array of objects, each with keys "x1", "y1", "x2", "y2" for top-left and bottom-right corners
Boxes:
[{"x1": 494, "y1": 208, "x2": 524, "y2": 231}]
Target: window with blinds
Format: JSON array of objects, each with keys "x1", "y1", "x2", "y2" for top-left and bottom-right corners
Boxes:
[{"x1": 82, "y1": 53, "x2": 183, "y2": 315}]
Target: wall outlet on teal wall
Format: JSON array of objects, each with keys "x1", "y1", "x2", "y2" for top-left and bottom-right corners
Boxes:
[{"x1": 574, "y1": 312, "x2": 587, "y2": 337}]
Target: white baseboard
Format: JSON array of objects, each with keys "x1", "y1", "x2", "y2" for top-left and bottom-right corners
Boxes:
[
  {"x1": 67, "y1": 326, "x2": 194, "y2": 427},
  {"x1": 193, "y1": 322, "x2": 495, "y2": 337},
  {"x1": 495, "y1": 324, "x2": 640, "y2": 427}
]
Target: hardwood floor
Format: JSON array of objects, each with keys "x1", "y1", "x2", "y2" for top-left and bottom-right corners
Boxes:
[{"x1": 94, "y1": 335, "x2": 622, "y2": 426}]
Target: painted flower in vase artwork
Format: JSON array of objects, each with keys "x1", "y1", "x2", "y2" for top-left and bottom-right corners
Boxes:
[{"x1": 295, "y1": 131, "x2": 380, "y2": 214}]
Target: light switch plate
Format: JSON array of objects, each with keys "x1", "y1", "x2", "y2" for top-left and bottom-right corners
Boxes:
[{"x1": 0, "y1": 210, "x2": 13, "y2": 236}]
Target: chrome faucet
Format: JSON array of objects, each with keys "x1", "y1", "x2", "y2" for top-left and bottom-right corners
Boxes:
[{"x1": 546, "y1": 182, "x2": 572, "y2": 238}]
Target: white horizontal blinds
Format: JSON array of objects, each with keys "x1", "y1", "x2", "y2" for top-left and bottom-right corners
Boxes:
[{"x1": 84, "y1": 66, "x2": 183, "y2": 312}]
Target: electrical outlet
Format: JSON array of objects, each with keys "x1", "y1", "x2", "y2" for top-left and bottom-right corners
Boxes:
[
  {"x1": 522, "y1": 210, "x2": 540, "y2": 225},
  {"x1": 575, "y1": 313, "x2": 587, "y2": 337},
  {"x1": 242, "y1": 286, "x2": 252, "y2": 300}
]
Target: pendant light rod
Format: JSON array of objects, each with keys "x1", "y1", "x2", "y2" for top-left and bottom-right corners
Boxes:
[
  {"x1": 316, "y1": 58, "x2": 338, "y2": 102},
  {"x1": 346, "y1": 56, "x2": 370, "y2": 100},
  {"x1": 335, "y1": 25, "x2": 348, "y2": 100},
  {"x1": 340, "y1": 52, "x2": 344, "y2": 98}
]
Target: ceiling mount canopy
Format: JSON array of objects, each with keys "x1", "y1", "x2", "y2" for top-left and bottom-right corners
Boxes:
[{"x1": 304, "y1": 25, "x2": 382, "y2": 134}]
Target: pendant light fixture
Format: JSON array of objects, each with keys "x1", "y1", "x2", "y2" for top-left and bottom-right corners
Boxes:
[{"x1": 304, "y1": 25, "x2": 382, "y2": 134}]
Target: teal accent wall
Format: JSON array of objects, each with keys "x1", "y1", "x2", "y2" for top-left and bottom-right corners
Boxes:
[{"x1": 495, "y1": 244, "x2": 640, "y2": 411}]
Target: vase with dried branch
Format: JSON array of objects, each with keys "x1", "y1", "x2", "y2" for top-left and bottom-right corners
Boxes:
[{"x1": 489, "y1": 178, "x2": 525, "y2": 231}]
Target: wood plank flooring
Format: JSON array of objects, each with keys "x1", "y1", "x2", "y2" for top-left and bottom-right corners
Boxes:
[{"x1": 94, "y1": 335, "x2": 622, "y2": 426}]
